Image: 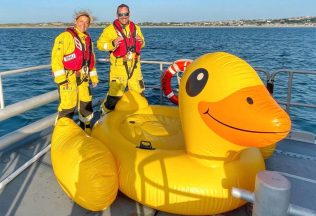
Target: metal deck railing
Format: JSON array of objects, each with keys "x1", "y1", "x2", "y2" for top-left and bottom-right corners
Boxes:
[
  {"x1": 1, "y1": 61, "x2": 316, "y2": 148},
  {"x1": 0, "y1": 59, "x2": 174, "y2": 152},
  {"x1": 270, "y1": 69, "x2": 316, "y2": 112},
  {"x1": 0, "y1": 60, "x2": 316, "y2": 216}
]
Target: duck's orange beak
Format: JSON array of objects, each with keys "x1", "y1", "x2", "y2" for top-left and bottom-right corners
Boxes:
[{"x1": 198, "y1": 85, "x2": 291, "y2": 147}]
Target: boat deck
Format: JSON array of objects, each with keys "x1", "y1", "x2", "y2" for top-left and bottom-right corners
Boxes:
[{"x1": 0, "y1": 129, "x2": 315, "y2": 216}]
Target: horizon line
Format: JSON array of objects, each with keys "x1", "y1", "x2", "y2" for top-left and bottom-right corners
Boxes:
[{"x1": 1, "y1": 15, "x2": 315, "y2": 25}]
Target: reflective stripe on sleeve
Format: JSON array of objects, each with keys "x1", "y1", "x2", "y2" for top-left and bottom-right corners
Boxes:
[
  {"x1": 90, "y1": 70, "x2": 97, "y2": 76},
  {"x1": 54, "y1": 69, "x2": 65, "y2": 77}
]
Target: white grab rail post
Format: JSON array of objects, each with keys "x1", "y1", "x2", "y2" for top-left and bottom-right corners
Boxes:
[{"x1": 232, "y1": 171, "x2": 316, "y2": 216}]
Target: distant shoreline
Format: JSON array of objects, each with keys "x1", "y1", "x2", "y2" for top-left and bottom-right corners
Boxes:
[
  {"x1": 1, "y1": 16, "x2": 315, "y2": 29},
  {"x1": 0, "y1": 24, "x2": 316, "y2": 29}
]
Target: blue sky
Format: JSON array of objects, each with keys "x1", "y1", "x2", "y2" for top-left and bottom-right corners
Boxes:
[{"x1": 0, "y1": 0, "x2": 315, "y2": 24}]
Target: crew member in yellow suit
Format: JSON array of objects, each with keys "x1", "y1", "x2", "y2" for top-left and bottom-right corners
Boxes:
[
  {"x1": 51, "y1": 10, "x2": 98, "y2": 134},
  {"x1": 97, "y1": 4, "x2": 145, "y2": 113}
]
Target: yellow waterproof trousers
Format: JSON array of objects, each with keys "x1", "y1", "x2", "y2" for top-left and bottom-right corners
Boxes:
[
  {"x1": 108, "y1": 61, "x2": 145, "y2": 97},
  {"x1": 101, "y1": 60, "x2": 145, "y2": 112},
  {"x1": 57, "y1": 72, "x2": 93, "y2": 124}
]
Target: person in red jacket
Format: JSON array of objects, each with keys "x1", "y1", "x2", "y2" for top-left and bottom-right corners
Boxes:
[
  {"x1": 51, "y1": 10, "x2": 99, "y2": 134},
  {"x1": 97, "y1": 4, "x2": 145, "y2": 114}
]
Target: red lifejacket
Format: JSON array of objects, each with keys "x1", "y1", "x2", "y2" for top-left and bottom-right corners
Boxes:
[
  {"x1": 112, "y1": 20, "x2": 142, "y2": 58},
  {"x1": 62, "y1": 27, "x2": 95, "y2": 71}
]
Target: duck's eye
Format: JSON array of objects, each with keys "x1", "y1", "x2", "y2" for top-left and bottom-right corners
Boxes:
[
  {"x1": 246, "y1": 97, "x2": 253, "y2": 104},
  {"x1": 186, "y1": 68, "x2": 208, "y2": 97}
]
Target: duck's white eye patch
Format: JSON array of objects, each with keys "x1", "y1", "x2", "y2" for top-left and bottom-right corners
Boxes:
[
  {"x1": 186, "y1": 68, "x2": 209, "y2": 97},
  {"x1": 197, "y1": 73, "x2": 204, "y2": 81}
]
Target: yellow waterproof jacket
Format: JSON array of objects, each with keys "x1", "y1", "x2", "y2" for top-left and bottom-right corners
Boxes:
[
  {"x1": 51, "y1": 27, "x2": 99, "y2": 84},
  {"x1": 97, "y1": 22, "x2": 145, "y2": 65}
]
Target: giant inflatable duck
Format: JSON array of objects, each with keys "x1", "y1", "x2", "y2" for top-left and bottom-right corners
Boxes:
[{"x1": 51, "y1": 52, "x2": 291, "y2": 215}]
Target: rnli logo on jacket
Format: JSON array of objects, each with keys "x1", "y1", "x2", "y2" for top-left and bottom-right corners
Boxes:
[
  {"x1": 63, "y1": 53, "x2": 76, "y2": 62},
  {"x1": 74, "y1": 37, "x2": 82, "y2": 50}
]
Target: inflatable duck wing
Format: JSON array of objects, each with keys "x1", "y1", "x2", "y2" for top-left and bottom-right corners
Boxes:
[
  {"x1": 91, "y1": 52, "x2": 291, "y2": 215},
  {"x1": 51, "y1": 118, "x2": 118, "y2": 211}
]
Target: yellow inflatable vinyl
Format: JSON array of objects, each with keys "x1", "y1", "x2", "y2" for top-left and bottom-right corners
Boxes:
[
  {"x1": 92, "y1": 52, "x2": 291, "y2": 215},
  {"x1": 51, "y1": 118, "x2": 118, "y2": 211}
]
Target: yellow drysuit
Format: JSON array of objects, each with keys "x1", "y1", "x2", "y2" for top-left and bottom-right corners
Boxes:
[
  {"x1": 51, "y1": 27, "x2": 99, "y2": 130},
  {"x1": 97, "y1": 22, "x2": 145, "y2": 111}
]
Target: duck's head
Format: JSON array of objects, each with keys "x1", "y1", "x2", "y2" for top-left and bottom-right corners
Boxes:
[{"x1": 179, "y1": 52, "x2": 291, "y2": 154}]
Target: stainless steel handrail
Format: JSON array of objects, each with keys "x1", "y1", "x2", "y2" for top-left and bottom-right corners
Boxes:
[
  {"x1": 1, "y1": 62, "x2": 316, "y2": 119},
  {"x1": 0, "y1": 114, "x2": 56, "y2": 151},
  {"x1": 0, "y1": 90, "x2": 59, "y2": 121},
  {"x1": 0, "y1": 65, "x2": 51, "y2": 109},
  {"x1": 270, "y1": 69, "x2": 316, "y2": 113},
  {"x1": 97, "y1": 58, "x2": 173, "y2": 103},
  {"x1": 97, "y1": 58, "x2": 172, "y2": 68},
  {"x1": 0, "y1": 60, "x2": 172, "y2": 152},
  {"x1": 255, "y1": 68, "x2": 271, "y2": 81},
  {"x1": 0, "y1": 97, "x2": 103, "y2": 152},
  {"x1": 0, "y1": 60, "x2": 172, "y2": 110},
  {"x1": 1, "y1": 62, "x2": 316, "y2": 116}
]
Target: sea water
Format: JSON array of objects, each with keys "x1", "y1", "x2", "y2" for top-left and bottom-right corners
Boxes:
[{"x1": 0, "y1": 27, "x2": 316, "y2": 136}]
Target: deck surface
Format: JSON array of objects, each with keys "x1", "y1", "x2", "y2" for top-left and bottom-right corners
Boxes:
[{"x1": 0, "y1": 130, "x2": 315, "y2": 216}]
